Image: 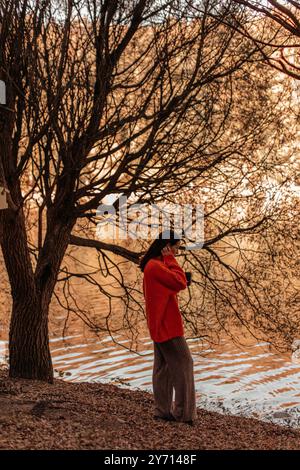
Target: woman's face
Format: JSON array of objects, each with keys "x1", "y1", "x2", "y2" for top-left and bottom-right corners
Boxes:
[{"x1": 169, "y1": 240, "x2": 181, "y2": 256}]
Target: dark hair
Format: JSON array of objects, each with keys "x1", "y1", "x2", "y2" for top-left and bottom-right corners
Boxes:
[{"x1": 139, "y1": 229, "x2": 182, "y2": 272}]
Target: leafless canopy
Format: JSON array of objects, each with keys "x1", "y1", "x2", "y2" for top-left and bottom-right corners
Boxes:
[{"x1": 0, "y1": 1, "x2": 299, "y2": 380}]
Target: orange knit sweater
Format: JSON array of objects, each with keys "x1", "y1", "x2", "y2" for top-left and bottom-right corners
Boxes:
[{"x1": 142, "y1": 253, "x2": 187, "y2": 343}]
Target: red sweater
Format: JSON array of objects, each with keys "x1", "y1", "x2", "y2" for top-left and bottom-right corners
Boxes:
[{"x1": 142, "y1": 253, "x2": 187, "y2": 343}]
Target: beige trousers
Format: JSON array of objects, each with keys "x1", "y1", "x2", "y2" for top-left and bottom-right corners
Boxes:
[{"x1": 152, "y1": 336, "x2": 197, "y2": 422}]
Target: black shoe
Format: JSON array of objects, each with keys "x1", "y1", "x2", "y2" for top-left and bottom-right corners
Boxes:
[
  {"x1": 184, "y1": 420, "x2": 194, "y2": 426},
  {"x1": 153, "y1": 414, "x2": 176, "y2": 422}
]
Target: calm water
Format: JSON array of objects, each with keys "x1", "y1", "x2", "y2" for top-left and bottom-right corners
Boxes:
[{"x1": 1, "y1": 332, "x2": 300, "y2": 428}]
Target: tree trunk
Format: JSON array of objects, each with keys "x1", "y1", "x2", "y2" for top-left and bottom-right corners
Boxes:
[
  {"x1": 0, "y1": 205, "x2": 55, "y2": 381},
  {"x1": 9, "y1": 297, "x2": 53, "y2": 382},
  {"x1": 1, "y1": 61, "x2": 72, "y2": 383},
  {"x1": 1, "y1": 197, "x2": 74, "y2": 382}
]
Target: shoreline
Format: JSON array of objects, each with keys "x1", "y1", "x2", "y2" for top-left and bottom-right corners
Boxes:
[{"x1": 1, "y1": 368, "x2": 300, "y2": 449}]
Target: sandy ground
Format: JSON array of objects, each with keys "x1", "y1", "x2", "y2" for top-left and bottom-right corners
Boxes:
[{"x1": 1, "y1": 367, "x2": 300, "y2": 450}]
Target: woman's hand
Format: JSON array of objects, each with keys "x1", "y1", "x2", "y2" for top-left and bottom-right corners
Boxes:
[{"x1": 161, "y1": 245, "x2": 174, "y2": 257}]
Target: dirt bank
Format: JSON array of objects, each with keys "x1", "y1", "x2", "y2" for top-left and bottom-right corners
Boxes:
[{"x1": 0, "y1": 367, "x2": 300, "y2": 450}]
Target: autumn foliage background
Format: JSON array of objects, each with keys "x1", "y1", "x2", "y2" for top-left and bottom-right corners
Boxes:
[{"x1": 0, "y1": 1, "x2": 299, "y2": 384}]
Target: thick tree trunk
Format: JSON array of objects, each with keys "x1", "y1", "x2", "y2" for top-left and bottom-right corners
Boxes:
[
  {"x1": 9, "y1": 297, "x2": 53, "y2": 382},
  {"x1": 1, "y1": 200, "x2": 74, "y2": 382},
  {"x1": 0, "y1": 204, "x2": 55, "y2": 381}
]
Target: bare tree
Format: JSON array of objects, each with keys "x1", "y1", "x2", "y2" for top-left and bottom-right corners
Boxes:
[{"x1": 0, "y1": 0, "x2": 298, "y2": 382}]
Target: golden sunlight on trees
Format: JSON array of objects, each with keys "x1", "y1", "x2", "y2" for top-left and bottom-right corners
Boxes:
[{"x1": 0, "y1": 0, "x2": 299, "y2": 382}]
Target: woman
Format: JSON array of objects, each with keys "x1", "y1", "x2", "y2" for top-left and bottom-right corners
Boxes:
[{"x1": 140, "y1": 230, "x2": 197, "y2": 426}]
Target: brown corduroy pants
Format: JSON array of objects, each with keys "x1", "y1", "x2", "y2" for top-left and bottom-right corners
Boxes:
[{"x1": 152, "y1": 336, "x2": 197, "y2": 422}]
